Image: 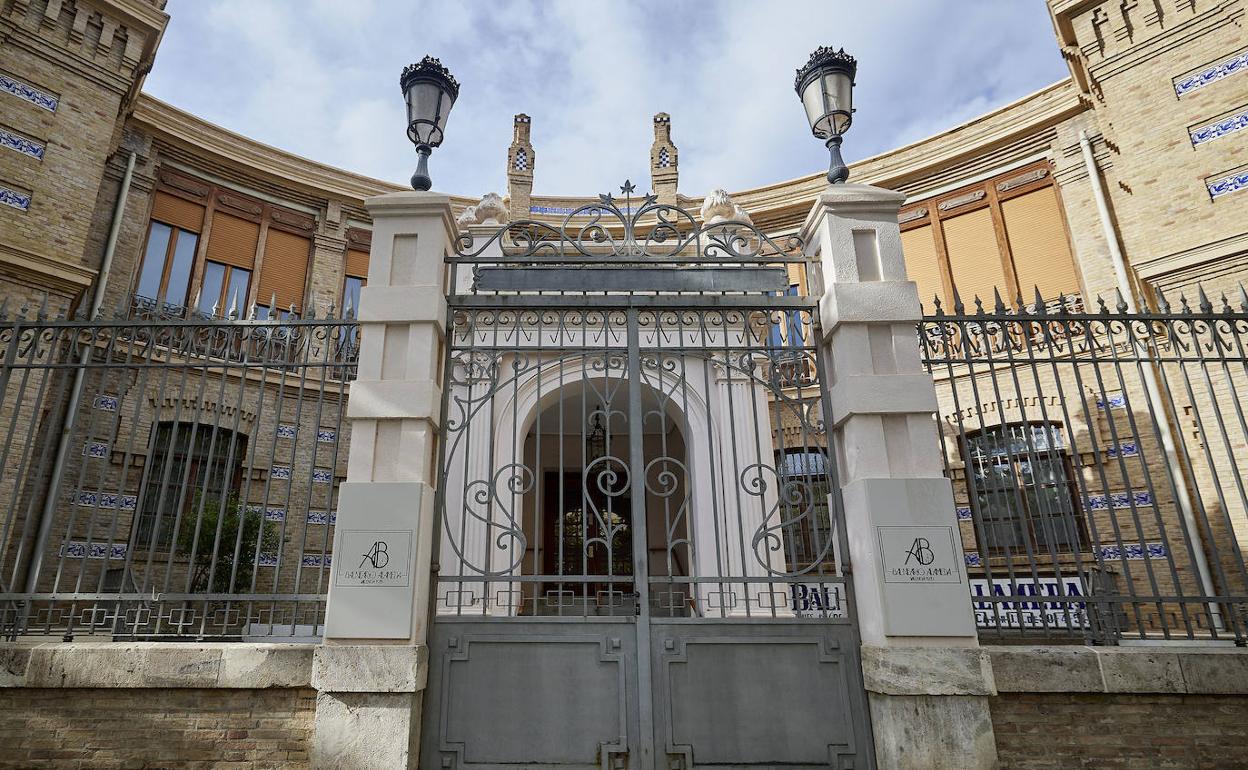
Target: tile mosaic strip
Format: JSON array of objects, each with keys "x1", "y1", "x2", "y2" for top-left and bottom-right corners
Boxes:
[
  {"x1": 316, "y1": 429, "x2": 337, "y2": 443},
  {"x1": 1175, "y1": 49, "x2": 1248, "y2": 97},
  {"x1": 0, "y1": 127, "x2": 44, "y2": 160},
  {"x1": 270, "y1": 465, "x2": 292, "y2": 480},
  {"x1": 0, "y1": 72, "x2": 58, "y2": 111},
  {"x1": 276, "y1": 424, "x2": 297, "y2": 439},
  {"x1": 311, "y1": 469, "x2": 333, "y2": 484},
  {"x1": 1098, "y1": 542, "x2": 1168, "y2": 560},
  {"x1": 75, "y1": 492, "x2": 136, "y2": 509},
  {"x1": 1191, "y1": 108, "x2": 1248, "y2": 146},
  {"x1": 1104, "y1": 442, "x2": 1140, "y2": 458},
  {"x1": 59, "y1": 541, "x2": 127, "y2": 560},
  {"x1": 246, "y1": 503, "x2": 286, "y2": 522},
  {"x1": 0, "y1": 184, "x2": 31, "y2": 212},
  {"x1": 306, "y1": 510, "x2": 337, "y2": 525},
  {"x1": 1085, "y1": 491, "x2": 1154, "y2": 510},
  {"x1": 93, "y1": 394, "x2": 119, "y2": 412},
  {"x1": 82, "y1": 441, "x2": 108, "y2": 458},
  {"x1": 301, "y1": 553, "x2": 331, "y2": 567},
  {"x1": 257, "y1": 553, "x2": 279, "y2": 567},
  {"x1": 1208, "y1": 167, "x2": 1248, "y2": 199}
]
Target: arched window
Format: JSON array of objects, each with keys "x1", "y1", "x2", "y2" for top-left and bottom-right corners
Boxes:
[{"x1": 964, "y1": 423, "x2": 1086, "y2": 556}]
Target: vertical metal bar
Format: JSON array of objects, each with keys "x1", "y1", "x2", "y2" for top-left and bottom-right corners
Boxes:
[{"x1": 627, "y1": 307, "x2": 655, "y2": 770}]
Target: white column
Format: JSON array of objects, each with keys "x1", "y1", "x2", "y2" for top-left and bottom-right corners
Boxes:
[
  {"x1": 801, "y1": 185, "x2": 996, "y2": 770},
  {"x1": 312, "y1": 192, "x2": 453, "y2": 770}
]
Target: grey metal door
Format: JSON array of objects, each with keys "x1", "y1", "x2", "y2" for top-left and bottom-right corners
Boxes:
[{"x1": 421, "y1": 186, "x2": 874, "y2": 770}]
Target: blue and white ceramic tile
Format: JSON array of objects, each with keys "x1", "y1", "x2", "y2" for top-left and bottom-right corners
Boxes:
[
  {"x1": 1096, "y1": 394, "x2": 1127, "y2": 410},
  {"x1": 59, "y1": 541, "x2": 127, "y2": 560},
  {"x1": 1209, "y1": 168, "x2": 1248, "y2": 199},
  {"x1": 0, "y1": 72, "x2": 59, "y2": 111},
  {"x1": 1174, "y1": 49, "x2": 1248, "y2": 97},
  {"x1": 83, "y1": 441, "x2": 109, "y2": 458},
  {"x1": 964, "y1": 552, "x2": 982, "y2": 567},
  {"x1": 956, "y1": 506, "x2": 973, "y2": 520},
  {"x1": 75, "y1": 492, "x2": 97, "y2": 507},
  {"x1": 1098, "y1": 541, "x2": 1168, "y2": 560},
  {"x1": 316, "y1": 429, "x2": 336, "y2": 443},
  {"x1": 93, "y1": 394, "x2": 119, "y2": 412},
  {"x1": 1085, "y1": 491, "x2": 1154, "y2": 510},
  {"x1": 263, "y1": 507, "x2": 286, "y2": 522},
  {"x1": 257, "y1": 553, "x2": 279, "y2": 567},
  {"x1": 118, "y1": 495, "x2": 136, "y2": 510},
  {"x1": 0, "y1": 128, "x2": 45, "y2": 160},
  {"x1": 270, "y1": 465, "x2": 292, "y2": 480},
  {"x1": 276, "y1": 424, "x2": 297, "y2": 439},
  {"x1": 1191, "y1": 108, "x2": 1248, "y2": 146},
  {"x1": 0, "y1": 185, "x2": 31, "y2": 211},
  {"x1": 306, "y1": 510, "x2": 337, "y2": 525},
  {"x1": 1104, "y1": 442, "x2": 1140, "y2": 458},
  {"x1": 301, "y1": 553, "x2": 331, "y2": 567},
  {"x1": 311, "y1": 469, "x2": 333, "y2": 484}
]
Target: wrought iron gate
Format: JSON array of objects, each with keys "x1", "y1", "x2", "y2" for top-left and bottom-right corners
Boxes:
[{"x1": 421, "y1": 185, "x2": 874, "y2": 770}]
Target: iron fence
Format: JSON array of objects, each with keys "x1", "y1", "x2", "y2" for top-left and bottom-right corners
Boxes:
[
  {"x1": 920, "y1": 289, "x2": 1248, "y2": 644},
  {"x1": 0, "y1": 301, "x2": 357, "y2": 639}
]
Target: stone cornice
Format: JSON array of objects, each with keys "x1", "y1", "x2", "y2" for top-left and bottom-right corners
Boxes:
[
  {"x1": 131, "y1": 94, "x2": 474, "y2": 210},
  {"x1": 0, "y1": 242, "x2": 97, "y2": 294}
]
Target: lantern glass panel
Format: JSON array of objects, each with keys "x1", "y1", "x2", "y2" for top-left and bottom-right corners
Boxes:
[{"x1": 405, "y1": 80, "x2": 453, "y2": 146}]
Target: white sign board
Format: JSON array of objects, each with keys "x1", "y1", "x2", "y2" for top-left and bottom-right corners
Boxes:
[
  {"x1": 970, "y1": 575, "x2": 1089, "y2": 629},
  {"x1": 876, "y1": 525, "x2": 962, "y2": 584},
  {"x1": 335, "y1": 530, "x2": 413, "y2": 587}
]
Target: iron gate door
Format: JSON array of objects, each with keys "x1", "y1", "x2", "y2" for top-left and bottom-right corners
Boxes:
[{"x1": 421, "y1": 186, "x2": 875, "y2": 770}]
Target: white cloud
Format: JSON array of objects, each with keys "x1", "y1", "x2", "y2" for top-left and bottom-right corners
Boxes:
[{"x1": 146, "y1": 0, "x2": 1068, "y2": 197}]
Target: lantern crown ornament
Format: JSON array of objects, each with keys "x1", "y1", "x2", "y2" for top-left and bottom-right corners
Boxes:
[
  {"x1": 795, "y1": 46, "x2": 857, "y2": 184},
  {"x1": 399, "y1": 55, "x2": 460, "y2": 190}
]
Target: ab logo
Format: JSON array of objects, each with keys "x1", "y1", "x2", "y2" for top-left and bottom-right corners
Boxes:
[
  {"x1": 904, "y1": 537, "x2": 935, "y2": 566},
  {"x1": 360, "y1": 540, "x2": 390, "y2": 569}
]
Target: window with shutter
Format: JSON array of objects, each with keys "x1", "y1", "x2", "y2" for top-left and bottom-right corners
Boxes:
[
  {"x1": 943, "y1": 208, "x2": 1010, "y2": 306},
  {"x1": 257, "y1": 229, "x2": 310, "y2": 313},
  {"x1": 1002, "y1": 186, "x2": 1080, "y2": 301},
  {"x1": 150, "y1": 192, "x2": 204, "y2": 233},
  {"x1": 900, "y1": 225, "x2": 945, "y2": 309}
]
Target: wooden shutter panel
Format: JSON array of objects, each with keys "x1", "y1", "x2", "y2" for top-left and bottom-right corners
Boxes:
[
  {"x1": 257, "y1": 229, "x2": 310, "y2": 312},
  {"x1": 345, "y1": 249, "x2": 370, "y2": 279},
  {"x1": 900, "y1": 225, "x2": 944, "y2": 309},
  {"x1": 150, "y1": 192, "x2": 204, "y2": 233},
  {"x1": 204, "y1": 212, "x2": 259, "y2": 269},
  {"x1": 942, "y1": 208, "x2": 1009, "y2": 305},
  {"x1": 1002, "y1": 186, "x2": 1080, "y2": 301}
]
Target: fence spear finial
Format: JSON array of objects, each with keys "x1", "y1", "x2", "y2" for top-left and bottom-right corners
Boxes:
[
  {"x1": 1034, "y1": 286, "x2": 1046, "y2": 314},
  {"x1": 952, "y1": 286, "x2": 965, "y2": 315},
  {"x1": 1095, "y1": 294, "x2": 1109, "y2": 314},
  {"x1": 1114, "y1": 287, "x2": 1129, "y2": 314},
  {"x1": 1178, "y1": 292, "x2": 1191, "y2": 313},
  {"x1": 993, "y1": 287, "x2": 1006, "y2": 313},
  {"x1": 931, "y1": 294, "x2": 943, "y2": 316},
  {"x1": 1220, "y1": 292, "x2": 1232, "y2": 314},
  {"x1": 1197, "y1": 283, "x2": 1213, "y2": 314},
  {"x1": 1239, "y1": 282, "x2": 1248, "y2": 313},
  {"x1": 37, "y1": 292, "x2": 48, "y2": 321},
  {"x1": 228, "y1": 289, "x2": 239, "y2": 320},
  {"x1": 973, "y1": 294, "x2": 985, "y2": 315},
  {"x1": 1155, "y1": 286, "x2": 1171, "y2": 313}
]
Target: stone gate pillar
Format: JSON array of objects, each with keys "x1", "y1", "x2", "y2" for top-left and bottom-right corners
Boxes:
[
  {"x1": 801, "y1": 185, "x2": 997, "y2": 770},
  {"x1": 311, "y1": 192, "x2": 454, "y2": 770}
]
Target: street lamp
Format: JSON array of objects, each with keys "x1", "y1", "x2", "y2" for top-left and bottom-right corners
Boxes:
[
  {"x1": 795, "y1": 46, "x2": 857, "y2": 184},
  {"x1": 400, "y1": 55, "x2": 459, "y2": 191}
]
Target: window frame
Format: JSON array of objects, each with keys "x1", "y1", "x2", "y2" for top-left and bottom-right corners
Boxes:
[
  {"x1": 135, "y1": 220, "x2": 199, "y2": 311},
  {"x1": 963, "y1": 422, "x2": 1089, "y2": 558}
]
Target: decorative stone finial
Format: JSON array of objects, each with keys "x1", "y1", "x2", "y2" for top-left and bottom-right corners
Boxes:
[
  {"x1": 700, "y1": 189, "x2": 752, "y2": 227},
  {"x1": 456, "y1": 192, "x2": 511, "y2": 229}
]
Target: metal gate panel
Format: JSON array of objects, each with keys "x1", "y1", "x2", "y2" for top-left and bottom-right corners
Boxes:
[
  {"x1": 652, "y1": 621, "x2": 867, "y2": 770},
  {"x1": 424, "y1": 621, "x2": 635, "y2": 770},
  {"x1": 423, "y1": 185, "x2": 875, "y2": 770}
]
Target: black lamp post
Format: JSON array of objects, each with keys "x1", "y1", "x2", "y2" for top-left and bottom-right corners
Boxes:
[
  {"x1": 400, "y1": 55, "x2": 459, "y2": 191},
  {"x1": 795, "y1": 46, "x2": 857, "y2": 184}
]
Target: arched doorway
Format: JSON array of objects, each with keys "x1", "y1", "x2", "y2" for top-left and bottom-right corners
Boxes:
[{"x1": 518, "y1": 378, "x2": 691, "y2": 617}]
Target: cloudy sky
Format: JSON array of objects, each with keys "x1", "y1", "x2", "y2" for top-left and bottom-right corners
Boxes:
[{"x1": 144, "y1": 1, "x2": 1069, "y2": 198}]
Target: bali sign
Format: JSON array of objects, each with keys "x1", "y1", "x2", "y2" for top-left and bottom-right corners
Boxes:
[{"x1": 970, "y1": 575, "x2": 1088, "y2": 629}]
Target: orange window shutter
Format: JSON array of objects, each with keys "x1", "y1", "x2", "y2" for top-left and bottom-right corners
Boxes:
[
  {"x1": 1002, "y1": 186, "x2": 1080, "y2": 301},
  {"x1": 257, "y1": 229, "x2": 310, "y2": 312},
  {"x1": 942, "y1": 208, "x2": 1009, "y2": 306},
  {"x1": 204, "y1": 212, "x2": 260, "y2": 269},
  {"x1": 345, "y1": 249, "x2": 370, "y2": 280},
  {"x1": 900, "y1": 225, "x2": 944, "y2": 310},
  {"x1": 150, "y1": 192, "x2": 205, "y2": 233}
]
